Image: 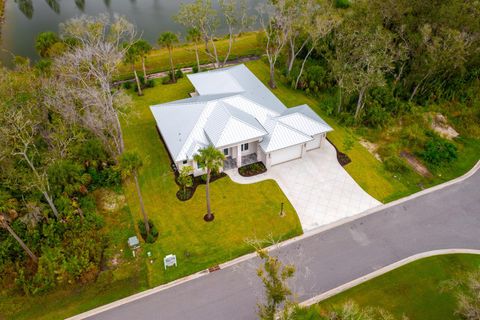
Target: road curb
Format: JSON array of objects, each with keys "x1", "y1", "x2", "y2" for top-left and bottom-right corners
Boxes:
[
  {"x1": 299, "y1": 249, "x2": 480, "y2": 307},
  {"x1": 68, "y1": 160, "x2": 479, "y2": 319}
]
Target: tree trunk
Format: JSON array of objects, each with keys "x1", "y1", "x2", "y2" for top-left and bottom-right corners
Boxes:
[
  {"x1": 295, "y1": 46, "x2": 315, "y2": 89},
  {"x1": 269, "y1": 63, "x2": 277, "y2": 89},
  {"x1": 194, "y1": 43, "x2": 201, "y2": 72},
  {"x1": 142, "y1": 57, "x2": 147, "y2": 80},
  {"x1": 337, "y1": 85, "x2": 342, "y2": 114},
  {"x1": 3, "y1": 222, "x2": 38, "y2": 263},
  {"x1": 42, "y1": 191, "x2": 59, "y2": 219},
  {"x1": 205, "y1": 169, "x2": 212, "y2": 219},
  {"x1": 355, "y1": 87, "x2": 367, "y2": 119},
  {"x1": 286, "y1": 39, "x2": 295, "y2": 76},
  {"x1": 134, "y1": 172, "x2": 149, "y2": 236},
  {"x1": 222, "y1": 29, "x2": 234, "y2": 68},
  {"x1": 210, "y1": 38, "x2": 220, "y2": 69},
  {"x1": 133, "y1": 67, "x2": 143, "y2": 96},
  {"x1": 169, "y1": 47, "x2": 176, "y2": 83}
]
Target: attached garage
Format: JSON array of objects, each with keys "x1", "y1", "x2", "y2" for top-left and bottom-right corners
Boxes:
[
  {"x1": 306, "y1": 133, "x2": 325, "y2": 151},
  {"x1": 270, "y1": 144, "x2": 303, "y2": 166}
]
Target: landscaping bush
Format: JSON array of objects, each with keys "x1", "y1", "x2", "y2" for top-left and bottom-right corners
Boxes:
[
  {"x1": 238, "y1": 162, "x2": 267, "y2": 177},
  {"x1": 192, "y1": 65, "x2": 199, "y2": 73},
  {"x1": 137, "y1": 219, "x2": 159, "y2": 243},
  {"x1": 420, "y1": 134, "x2": 458, "y2": 166},
  {"x1": 161, "y1": 76, "x2": 171, "y2": 85},
  {"x1": 383, "y1": 155, "x2": 410, "y2": 173},
  {"x1": 145, "y1": 79, "x2": 155, "y2": 88}
]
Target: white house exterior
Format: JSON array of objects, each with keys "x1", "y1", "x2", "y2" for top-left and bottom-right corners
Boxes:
[{"x1": 150, "y1": 64, "x2": 333, "y2": 176}]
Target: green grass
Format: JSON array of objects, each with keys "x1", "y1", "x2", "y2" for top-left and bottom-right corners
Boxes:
[
  {"x1": 296, "y1": 254, "x2": 480, "y2": 319},
  {"x1": 117, "y1": 32, "x2": 262, "y2": 80},
  {"x1": 122, "y1": 74, "x2": 302, "y2": 286}
]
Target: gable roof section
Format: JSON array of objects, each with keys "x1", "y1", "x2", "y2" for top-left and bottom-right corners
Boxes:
[
  {"x1": 187, "y1": 70, "x2": 244, "y2": 95},
  {"x1": 204, "y1": 102, "x2": 267, "y2": 147},
  {"x1": 260, "y1": 119, "x2": 312, "y2": 153},
  {"x1": 282, "y1": 104, "x2": 333, "y2": 130},
  {"x1": 277, "y1": 112, "x2": 333, "y2": 136}
]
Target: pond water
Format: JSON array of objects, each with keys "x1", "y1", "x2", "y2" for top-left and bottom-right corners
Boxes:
[{"x1": 0, "y1": 0, "x2": 262, "y2": 66}]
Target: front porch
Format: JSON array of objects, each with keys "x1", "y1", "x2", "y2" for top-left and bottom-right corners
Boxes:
[{"x1": 223, "y1": 153, "x2": 258, "y2": 170}]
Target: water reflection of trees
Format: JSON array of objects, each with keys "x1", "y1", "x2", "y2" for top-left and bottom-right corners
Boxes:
[
  {"x1": 14, "y1": 0, "x2": 34, "y2": 19},
  {"x1": 75, "y1": 0, "x2": 85, "y2": 11}
]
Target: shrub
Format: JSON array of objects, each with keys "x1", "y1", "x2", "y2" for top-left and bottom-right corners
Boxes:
[
  {"x1": 175, "y1": 69, "x2": 184, "y2": 79},
  {"x1": 335, "y1": 0, "x2": 350, "y2": 8},
  {"x1": 137, "y1": 219, "x2": 159, "y2": 243},
  {"x1": 122, "y1": 81, "x2": 132, "y2": 90},
  {"x1": 145, "y1": 79, "x2": 155, "y2": 88},
  {"x1": 192, "y1": 65, "x2": 199, "y2": 73},
  {"x1": 383, "y1": 155, "x2": 410, "y2": 173},
  {"x1": 420, "y1": 134, "x2": 458, "y2": 166},
  {"x1": 162, "y1": 76, "x2": 171, "y2": 85}
]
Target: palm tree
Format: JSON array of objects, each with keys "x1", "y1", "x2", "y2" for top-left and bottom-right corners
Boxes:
[
  {"x1": 35, "y1": 31, "x2": 59, "y2": 58},
  {"x1": 194, "y1": 146, "x2": 225, "y2": 222},
  {"x1": 123, "y1": 43, "x2": 143, "y2": 96},
  {"x1": 0, "y1": 192, "x2": 38, "y2": 263},
  {"x1": 119, "y1": 151, "x2": 150, "y2": 236},
  {"x1": 135, "y1": 39, "x2": 152, "y2": 80},
  {"x1": 186, "y1": 28, "x2": 202, "y2": 73},
  {"x1": 157, "y1": 32, "x2": 179, "y2": 83}
]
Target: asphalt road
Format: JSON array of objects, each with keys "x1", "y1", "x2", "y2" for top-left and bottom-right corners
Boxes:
[{"x1": 88, "y1": 168, "x2": 480, "y2": 320}]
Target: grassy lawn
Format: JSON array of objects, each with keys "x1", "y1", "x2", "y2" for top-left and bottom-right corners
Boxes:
[
  {"x1": 296, "y1": 254, "x2": 480, "y2": 319},
  {"x1": 122, "y1": 74, "x2": 302, "y2": 286},
  {"x1": 117, "y1": 32, "x2": 262, "y2": 80}
]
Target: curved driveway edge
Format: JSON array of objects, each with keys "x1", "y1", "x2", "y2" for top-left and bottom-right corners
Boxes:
[{"x1": 73, "y1": 161, "x2": 480, "y2": 320}]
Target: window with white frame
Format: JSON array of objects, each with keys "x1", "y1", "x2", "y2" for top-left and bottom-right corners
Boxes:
[
  {"x1": 241, "y1": 143, "x2": 249, "y2": 152},
  {"x1": 223, "y1": 148, "x2": 229, "y2": 156}
]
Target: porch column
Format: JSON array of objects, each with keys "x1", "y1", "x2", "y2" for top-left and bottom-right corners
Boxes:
[{"x1": 236, "y1": 144, "x2": 242, "y2": 167}]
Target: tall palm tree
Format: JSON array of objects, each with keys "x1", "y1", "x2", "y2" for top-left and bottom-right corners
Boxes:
[
  {"x1": 118, "y1": 151, "x2": 150, "y2": 236},
  {"x1": 157, "y1": 32, "x2": 179, "y2": 83},
  {"x1": 194, "y1": 145, "x2": 225, "y2": 222},
  {"x1": 186, "y1": 28, "x2": 202, "y2": 73},
  {"x1": 0, "y1": 192, "x2": 38, "y2": 263},
  {"x1": 123, "y1": 43, "x2": 143, "y2": 96},
  {"x1": 135, "y1": 39, "x2": 152, "y2": 80}
]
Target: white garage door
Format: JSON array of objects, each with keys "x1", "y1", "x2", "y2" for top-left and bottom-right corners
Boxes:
[{"x1": 270, "y1": 144, "x2": 303, "y2": 166}]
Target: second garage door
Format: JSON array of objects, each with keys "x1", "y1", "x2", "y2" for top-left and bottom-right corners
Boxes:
[{"x1": 270, "y1": 144, "x2": 303, "y2": 166}]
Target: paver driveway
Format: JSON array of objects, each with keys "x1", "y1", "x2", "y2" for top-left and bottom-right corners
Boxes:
[{"x1": 228, "y1": 141, "x2": 381, "y2": 231}]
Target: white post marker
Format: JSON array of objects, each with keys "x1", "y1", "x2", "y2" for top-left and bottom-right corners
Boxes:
[{"x1": 164, "y1": 254, "x2": 177, "y2": 270}]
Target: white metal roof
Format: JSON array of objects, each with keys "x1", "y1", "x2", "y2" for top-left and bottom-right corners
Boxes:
[
  {"x1": 151, "y1": 64, "x2": 333, "y2": 162},
  {"x1": 260, "y1": 119, "x2": 312, "y2": 153}
]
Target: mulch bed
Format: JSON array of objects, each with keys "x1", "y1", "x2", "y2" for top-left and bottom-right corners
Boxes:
[
  {"x1": 176, "y1": 188, "x2": 194, "y2": 201},
  {"x1": 174, "y1": 171, "x2": 227, "y2": 201},
  {"x1": 238, "y1": 162, "x2": 267, "y2": 177},
  {"x1": 327, "y1": 137, "x2": 352, "y2": 167}
]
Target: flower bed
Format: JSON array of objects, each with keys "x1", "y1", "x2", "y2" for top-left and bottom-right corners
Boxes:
[{"x1": 238, "y1": 162, "x2": 267, "y2": 177}]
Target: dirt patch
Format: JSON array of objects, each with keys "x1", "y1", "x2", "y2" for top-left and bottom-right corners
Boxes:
[
  {"x1": 359, "y1": 139, "x2": 382, "y2": 162},
  {"x1": 427, "y1": 113, "x2": 459, "y2": 140},
  {"x1": 400, "y1": 151, "x2": 432, "y2": 177},
  {"x1": 96, "y1": 189, "x2": 126, "y2": 212}
]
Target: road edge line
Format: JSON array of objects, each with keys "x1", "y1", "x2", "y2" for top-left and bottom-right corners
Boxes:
[{"x1": 299, "y1": 249, "x2": 480, "y2": 307}]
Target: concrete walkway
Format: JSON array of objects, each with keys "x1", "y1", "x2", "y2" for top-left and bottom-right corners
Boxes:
[
  {"x1": 79, "y1": 162, "x2": 480, "y2": 320},
  {"x1": 227, "y1": 141, "x2": 381, "y2": 231}
]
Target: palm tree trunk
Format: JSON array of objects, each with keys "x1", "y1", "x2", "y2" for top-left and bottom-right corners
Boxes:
[
  {"x1": 142, "y1": 57, "x2": 147, "y2": 80},
  {"x1": 133, "y1": 67, "x2": 143, "y2": 96},
  {"x1": 169, "y1": 47, "x2": 176, "y2": 83},
  {"x1": 4, "y1": 222, "x2": 38, "y2": 263},
  {"x1": 206, "y1": 169, "x2": 212, "y2": 219},
  {"x1": 134, "y1": 172, "x2": 149, "y2": 235}
]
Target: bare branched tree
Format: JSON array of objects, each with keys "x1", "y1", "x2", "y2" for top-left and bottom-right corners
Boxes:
[
  {"x1": 48, "y1": 14, "x2": 135, "y2": 159},
  {"x1": 258, "y1": 0, "x2": 290, "y2": 89}
]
